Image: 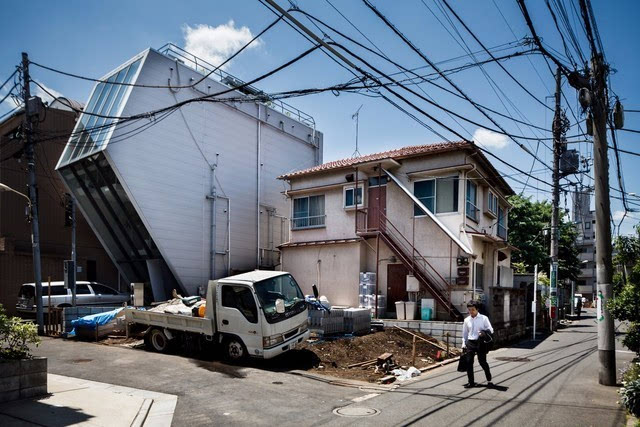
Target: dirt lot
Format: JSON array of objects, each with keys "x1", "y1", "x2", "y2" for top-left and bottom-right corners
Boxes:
[
  {"x1": 93, "y1": 328, "x2": 459, "y2": 383},
  {"x1": 296, "y1": 329, "x2": 460, "y2": 383}
]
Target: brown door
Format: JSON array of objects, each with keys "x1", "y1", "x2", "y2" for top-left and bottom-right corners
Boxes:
[
  {"x1": 387, "y1": 263, "x2": 408, "y2": 312},
  {"x1": 367, "y1": 185, "x2": 387, "y2": 230}
]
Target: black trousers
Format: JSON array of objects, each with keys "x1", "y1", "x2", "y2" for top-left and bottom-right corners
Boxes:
[{"x1": 466, "y1": 340, "x2": 491, "y2": 384}]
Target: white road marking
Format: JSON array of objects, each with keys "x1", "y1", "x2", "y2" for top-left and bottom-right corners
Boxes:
[{"x1": 352, "y1": 393, "x2": 380, "y2": 403}]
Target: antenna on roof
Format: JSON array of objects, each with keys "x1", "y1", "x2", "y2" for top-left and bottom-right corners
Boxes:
[{"x1": 351, "y1": 104, "x2": 363, "y2": 158}]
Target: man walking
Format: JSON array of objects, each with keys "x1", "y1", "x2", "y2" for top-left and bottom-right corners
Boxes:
[{"x1": 462, "y1": 301, "x2": 494, "y2": 388}]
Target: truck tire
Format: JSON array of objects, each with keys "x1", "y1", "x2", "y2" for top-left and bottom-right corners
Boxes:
[
  {"x1": 145, "y1": 328, "x2": 170, "y2": 353},
  {"x1": 223, "y1": 336, "x2": 247, "y2": 362}
]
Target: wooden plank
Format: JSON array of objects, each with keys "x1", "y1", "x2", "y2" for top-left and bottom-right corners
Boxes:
[
  {"x1": 348, "y1": 359, "x2": 377, "y2": 369},
  {"x1": 393, "y1": 325, "x2": 448, "y2": 352},
  {"x1": 378, "y1": 375, "x2": 396, "y2": 384},
  {"x1": 377, "y1": 352, "x2": 393, "y2": 363}
]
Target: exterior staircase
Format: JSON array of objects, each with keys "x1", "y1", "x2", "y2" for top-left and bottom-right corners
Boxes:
[{"x1": 357, "y1": 209, "x2": 463, "y2": 321}]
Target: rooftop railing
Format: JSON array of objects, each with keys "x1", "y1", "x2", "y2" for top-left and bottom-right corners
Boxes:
[{"x1": 157, "y1": 43, "x2": 316, "y2": 128}]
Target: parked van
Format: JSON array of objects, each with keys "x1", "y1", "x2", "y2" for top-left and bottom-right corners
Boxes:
[{"x1": 16, "y1": 281, "x2": 130, "y2": 314}]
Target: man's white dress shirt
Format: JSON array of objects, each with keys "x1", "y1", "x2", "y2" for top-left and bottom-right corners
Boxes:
[{"x1": 462, "y1": 313, "x2": 494, "y2": 348}]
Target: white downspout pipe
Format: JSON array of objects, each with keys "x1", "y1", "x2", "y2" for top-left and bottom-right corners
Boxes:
[{"x1": 257, "y1": 104, "x2": 262, "y2": 268}]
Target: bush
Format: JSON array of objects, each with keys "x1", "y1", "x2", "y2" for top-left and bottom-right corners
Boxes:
[
  {"x1": 0, "y1": 304, "x2": 40, "y2": 359},
  {"x1": 620, "y1": 379, "x2": 640, "y2": 418},
  {"x1": 624, "y1": 361, "x2": 640, "y2": 384},
  {"x1": 622, "y1": 323, "x2": 640, "y2": 356}
]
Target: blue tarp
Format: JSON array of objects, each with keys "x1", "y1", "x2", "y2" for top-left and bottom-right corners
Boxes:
[{"x1": 68, "y1": 308, "x2": 124, "y2": 337}]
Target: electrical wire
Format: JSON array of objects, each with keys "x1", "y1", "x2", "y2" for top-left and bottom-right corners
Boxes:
[
  {"x1": 361, "y1": 0, "x2": 556, "y2": 177},
  {"x1": 30, "y1": 44, "x2": 323, "y2": 122},
  {"x1": 440, "y1": 0, "x2": 553, "y2": 112},
  {"x1": 28, "y1": 15, "x2": 284, "y2": 91}
]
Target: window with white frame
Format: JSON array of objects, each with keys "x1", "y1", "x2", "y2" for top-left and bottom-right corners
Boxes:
[
  {"x1": 343, "y1": 186, "x2": 363, "y2": 208},
  {"x1": 413, "y1": 176, "x2": 458, "y2": 216},
  {"x1": 475, "y1": 263, "x2": 484, "y2": 291},
  {"x1": 486, "y1": 190, "x2": 498, "y2": 217},
  {"x1": 466, "y1": 180, "x2": 478, "y2": 222},
  {"x1": 292, "y1": 195, "x2": 325, "y2": 229}
]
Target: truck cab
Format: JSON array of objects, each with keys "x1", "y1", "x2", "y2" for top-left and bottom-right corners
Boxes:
[
  {"x1": 126, "y1": 271, "x2": 309, "y2": 362},
  {"x1": 211, "y1": 271, "x2": 309, "y2": 360}
]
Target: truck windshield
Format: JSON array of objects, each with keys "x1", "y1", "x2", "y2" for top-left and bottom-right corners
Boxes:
[{"x1": 254, "y1": 274, "x2": 306, "y2": 324}]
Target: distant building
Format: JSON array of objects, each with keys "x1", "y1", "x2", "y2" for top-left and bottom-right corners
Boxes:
[
  {"x1": 55, "y1": 44, "x2": 323, "y2": 299},
  {"x1": 278, "y1": 141, "x2": 523, "y2": 331},
  {"x1": 572, "y1": 186, "x2": 596, "y2": 300},
  {"x1": 0, "y1": 99, "x2": 119, "y2": 315}
]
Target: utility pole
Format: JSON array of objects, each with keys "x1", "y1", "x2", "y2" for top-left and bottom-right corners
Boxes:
[
  {"x1": 591, "y1": 52, "x2": 616, "y2": 386},
  {"x1": 21, "y1": 52, "x2": 44, "y2": 335},
  {"x1": 71, "y1": 196, "x2": 77, "y2": 306},
  {"x1": 549, "y1": 67, "x2": 562, "y2": 332},
  {"x1": 533, "y1": 263, "x2": 538, "y2": 341}
]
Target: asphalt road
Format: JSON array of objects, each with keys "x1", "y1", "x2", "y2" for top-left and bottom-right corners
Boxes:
[{"x1": 34, "y1": 308, "x2": 634, "y2": 426}]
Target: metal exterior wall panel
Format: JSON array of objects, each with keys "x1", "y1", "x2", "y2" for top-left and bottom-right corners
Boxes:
[{"x1": 100, "y1": 50, "x2": 320, "y2": 294}]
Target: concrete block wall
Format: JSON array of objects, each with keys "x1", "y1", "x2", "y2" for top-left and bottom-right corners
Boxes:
[
  {"x1": 383, "y1": 320, "x2": 464, "y2": 348},
  {"x1": 0, "y1": 358, "x2": 47, "y2": 403},
  {"x1": 62, "y1": 306, "x2": 122, "y2": 333}
]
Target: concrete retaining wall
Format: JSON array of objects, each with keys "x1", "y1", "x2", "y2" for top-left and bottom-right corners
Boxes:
[
  {"x1": 383, "y1": 320, "x2": 464, "y2": 348},
  {"x1": 62, "y1": 306, "x2": 122, "y2": 332},
  {"x1": 0, "y1": 357, "x2": 47, "y2": 403}
]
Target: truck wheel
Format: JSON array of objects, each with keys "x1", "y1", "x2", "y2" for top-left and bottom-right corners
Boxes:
[
  {"x1": 223, "y1": 337, "x2": 247, "y2": 362},
  {"x1": 145, "y1": 328, "x2": 170, "y2": 353}
]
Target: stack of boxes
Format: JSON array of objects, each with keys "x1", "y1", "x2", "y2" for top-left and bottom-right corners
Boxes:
[
  {"x1": 359, "y1": 272, "x2": 385, "y2": 317},
  {"x1": 344, "y1": 308, "x2": 371, "y2": 334},
  {"x1": 308, "y1": 308, "x2": 345, "y2": 335}
]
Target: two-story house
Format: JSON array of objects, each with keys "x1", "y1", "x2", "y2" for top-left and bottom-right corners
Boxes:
[{"x1": 278, "y1": 141, "x2": 519, "y2": 323}]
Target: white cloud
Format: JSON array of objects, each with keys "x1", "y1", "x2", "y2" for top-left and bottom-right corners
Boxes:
[
  {"x1": 612, "y1": 210, "x2": 627, "y2": 221},
  {"x1": 33, "y1": 81, "x2": 63, "y2": 104},
  {"x1": 182, "y1": 20, "x2": 262, "y2": 70},
  {"x1": 473, "y1": 128, "x2": 509, "y2": 149}
]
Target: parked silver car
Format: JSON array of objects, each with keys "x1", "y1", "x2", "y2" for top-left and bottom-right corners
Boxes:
[{"x1": 16, "y1": 281, "x2": 130, "y2": 314}]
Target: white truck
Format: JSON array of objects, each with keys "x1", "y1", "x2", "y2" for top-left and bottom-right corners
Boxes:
[{"x1": 124, "y1": 271, "x2": 310, "y2": 361}]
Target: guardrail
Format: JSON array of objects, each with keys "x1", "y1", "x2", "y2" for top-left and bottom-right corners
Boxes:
[{"x1": 157, "y1": 43, "x2": 316, "y2": 128}]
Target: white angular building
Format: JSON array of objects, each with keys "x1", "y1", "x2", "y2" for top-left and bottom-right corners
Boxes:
[{"x1": 56, "y1": 44, "x2": 322, "y2": 298}]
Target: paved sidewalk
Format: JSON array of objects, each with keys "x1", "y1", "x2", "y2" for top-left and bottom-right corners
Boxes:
[
  {"x1": 0, "y1": 374, "x2": 177, "y2": 426},
  {"x1": 323, "y1": 308, "x2": 635, "y2": 426}
]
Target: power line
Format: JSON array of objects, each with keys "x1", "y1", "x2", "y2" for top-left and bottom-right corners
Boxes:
[
  {"x1": 293, "y1": 10, "x2": 556, "y2": 133},
  {"x1": 440, "y1": 0, "x2": 553, "y2": 112},
  {"x1": 30, "y1": 44, "x2": 323, "y2": 122},
  {"x1": 0, "y1": 69, "x2": 18, "y2": 93},
  {"x1": 29, "y1": 15, "x2": 285, "y2": 91},
  {"x1": 361, "y1": 0, "x2": 556, "y2": 176}
]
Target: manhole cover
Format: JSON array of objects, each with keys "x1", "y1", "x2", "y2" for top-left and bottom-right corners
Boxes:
[
  {"x1": 495, "y1": 357, "x2": 531, "y2": 362},
  {"x1": 333, "y1": 407, "x2": 380, "y2": 417}
]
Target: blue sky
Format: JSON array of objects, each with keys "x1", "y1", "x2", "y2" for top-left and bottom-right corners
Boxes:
[{"x1": 1, "y1": 0, "x2": 639, "y2": 234}]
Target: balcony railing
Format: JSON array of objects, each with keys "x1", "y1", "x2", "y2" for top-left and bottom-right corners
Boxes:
[{"x1": 157, "y1": 43, "x2": 316, "y2": 128}]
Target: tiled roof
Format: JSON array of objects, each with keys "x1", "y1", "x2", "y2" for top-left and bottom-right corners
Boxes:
[{"x1": 278, "y1": 141, "x2": 470, "y2": 179}]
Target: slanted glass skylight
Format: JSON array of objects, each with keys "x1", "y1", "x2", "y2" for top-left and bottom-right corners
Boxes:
[{"x1": 58, "y1": 57, "x2": 142, "y2": 167}]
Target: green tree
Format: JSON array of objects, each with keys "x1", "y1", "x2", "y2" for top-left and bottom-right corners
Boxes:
[
  {"x1": 507, "y1": 195, "x2": 580, "y2": 282},
  {"x1": 609, "y1": 225, "x2": 640, "y2": 354}
]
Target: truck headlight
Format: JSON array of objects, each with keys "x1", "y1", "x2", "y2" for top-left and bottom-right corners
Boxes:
[{"x1": 262, "y1": 334, "x2": 284, "y2": 348}]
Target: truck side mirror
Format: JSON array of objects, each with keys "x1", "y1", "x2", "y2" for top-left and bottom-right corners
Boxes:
[
  {"x1": 312, "y1": 284, "x2": 319, "y2": 299},
  {"x1": 275, "y1": 298, "x2": 285, "y2": 314}
]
